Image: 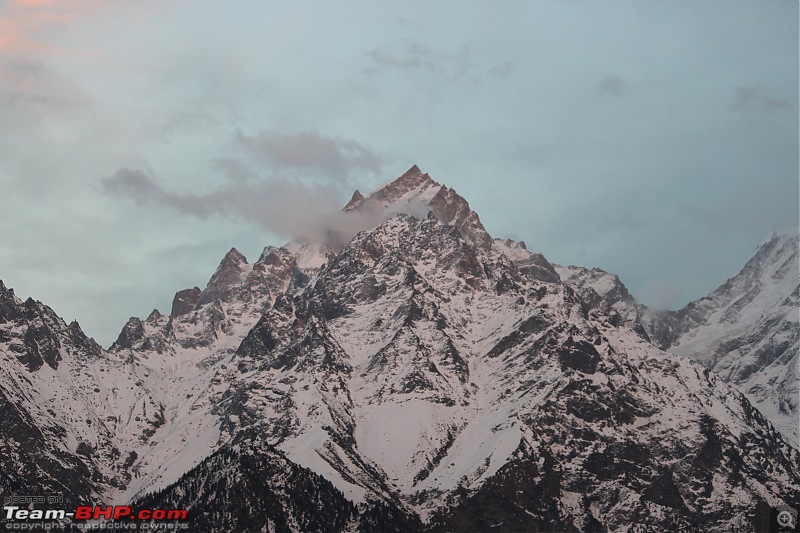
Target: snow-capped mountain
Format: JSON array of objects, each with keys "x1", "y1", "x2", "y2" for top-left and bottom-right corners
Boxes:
[
  {"x1": 554, "y1": 230, "x2": 799, "y2": 447},
  {"x1": 1, "y1": 166, "x2": 798, "y2": 531},
  {"x1": 658, "y1": 229, "x2": 798, "y2": 446},
  {"x1": 0, "y1": 280, "x2": 154, "y2": 506}
]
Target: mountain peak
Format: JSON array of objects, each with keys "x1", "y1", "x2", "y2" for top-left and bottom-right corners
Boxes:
[
  {"x1": 368, "y1": 164, "x2": 438, "y2": 206},
  {"x1": 224, "y1": 247, "x2": 247, "y2": 263},
  {"x1": 758, "y1": 227, "x2": 799, "y2": 256},
  {"x1": 171, "y1": 287, "x2": 202, "y2": 317},
  {"x1": 738, "y1": 228, "x2": 799, "y2": 282},
  {"x1": 0, "y1": 279, "x2": 16, "y2": 301},
  {"x1": 343, "y1": 189, "x2": 365, "y2": 212},
  {"x1": 345, "y1": 166, "x2": 493, "y2": 251},
  {"x1": 197, "y1": 247, "x2": 251, "y2": 307}
]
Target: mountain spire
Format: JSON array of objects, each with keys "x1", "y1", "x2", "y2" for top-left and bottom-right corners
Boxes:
[
  {"x1": 197, "y1": 247, "x2": 249, "y2": 307},
  {"x1": 343, "y1": 189, "x2": 365, "y2": 212}
]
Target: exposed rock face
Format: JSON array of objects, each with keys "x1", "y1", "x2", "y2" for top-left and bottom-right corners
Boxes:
[
  {"x1": 197, "y1": 247, "x2": 249, "y2": 307},
  {"x1": 657, "y1": 229, "x2": 800, "y2": 445},
  {"x1": 170, "y1": 286, "x2": 201, "y2": 317},
  {"x1": 0, "y1": 387, "x2": 101, "y2": 509},
  {"x1": 343, "y1": 189, "x2": 365, "y2": 211},
  {"x1": 354, "y1": 165, "x2": 494, "y2": 252},
  {"x1": 0, "y1": 280, "x2": 140, "y2": 507},
  {"x1": 0, "y1": 284, "x2": 103, "y2": 373},
  {"x1": 2, "y1": 168, "x2": 798, "y2": 531},
  {"x1": 112, "y1": 316, "x2": 145, "y2": 350},
  {"x1": 0, "y1": 280, "x2": 20, "y2": 323},
  {"x1": 555, "y1": 229, "x2": 800, "y2": 446},
  {"x1": 494, "y1": 238, "x2": 561, "y2": 283},
  {"x1": 139, "y1": 210, "x2": 800, "y2": 531}
]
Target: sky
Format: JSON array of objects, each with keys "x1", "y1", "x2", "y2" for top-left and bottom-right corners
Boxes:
[{"x1": 1, "y1": 0, "x2": 797, "y2": 347}]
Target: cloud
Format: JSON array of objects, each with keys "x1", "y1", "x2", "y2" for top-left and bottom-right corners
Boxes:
[
  {"x1": 364, "y1": 41, "x2": 515, "y2": 83},
  {"x1": 597, "y1": 75, "x2": 627, "y2": 96},
  {"x1": 489, "y1": 61, "x2": 515, "y2": 78},
  {"x1": 208, "y1": 157, "x2": 257, "y2": 183},
  {"x1": 364, "y1": 40, "x2": 480, "y2": 81},
  {"x1": 99, "y1": 163, "x2": 395, "y2": 249},
  {"x1": 762, "y1": 97, "x2": 794, "y2": 112},
  {"x1": 366, "y1": 41, "x2": 435, "y2": 70},
  {"x1": 0, "y1": 0, "x2": 105, "y2": 57},
  {"x1": 731, "y1": 85, "x2": 759, "y2": 110},
  {"x1": 157, "y1": 110, "x2": 220, "y2": 138},
  {"x1": 0, "y1": 59, "x2": 88, "y2": 172},
  {"x1": 0, "y1": 60, "x2": 83, "y2": 107},
  {"x1": 233, "y1": 130, "x2": 386, "y2": 182},
  {"x1": 731, "y1": 85, "x2": 794, "y2": 113}
]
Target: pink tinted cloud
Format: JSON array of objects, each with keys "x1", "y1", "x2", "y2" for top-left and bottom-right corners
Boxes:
[
  {"x1": 0, "y1": 0, "x2": 122, "y2": 58},
  {"x1": 10, "y1": 0, "x2": 56, "y2": 6}
]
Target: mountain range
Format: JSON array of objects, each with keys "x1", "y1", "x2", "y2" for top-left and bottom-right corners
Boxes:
[{"x1": 1, "y1": 166, "x2": 797, "y2": 531}]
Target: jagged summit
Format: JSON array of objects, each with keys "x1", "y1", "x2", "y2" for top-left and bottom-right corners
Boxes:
[
  {"x1": 143, "y1": 211, "x2": 799, "y2": 530},
  {"x1": 494, "y1": 238, "x2": 561, "y2": 283},
  {"x1": 343, "y1": 189, "x2": 365, "y2": 211},
  {"x1": 556, "y1": 228, "x2": 800, "y2": 446},
  {"x1": 21, "y1": 165, "x2": 794, "y2": 530},
  {"x1": 662, "y1": 228, "x2": 800, "y2": 444},
  {"x1": 197, "y1": 247, "x2": 250, "y2": 307},
  {"x1": 760, "y1": 226, "x2": 799, "y2": 247},
  {"x1": 289, "y1": 165, "x2": 494, "y2": 270},
  {"x1": 220, "y1": 246, "x2": 247, "y2": 266},
  {"x1": 368, "y1": 164, "x2": 437, "y2": 206},
  {"x1": 171, "y1": 286, "x2": 201, "y2": 317},
  {"x1": 752, "y1": 227, "x2": 799, "y2": 273},
  {"x1": 347, "y1": 165, "x2": 493, "y2": 251}
]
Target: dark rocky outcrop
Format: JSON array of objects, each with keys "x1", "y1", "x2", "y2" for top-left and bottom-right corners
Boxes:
[{"x1": 171, "y1": 286, "x2": 201, "y2": 317}]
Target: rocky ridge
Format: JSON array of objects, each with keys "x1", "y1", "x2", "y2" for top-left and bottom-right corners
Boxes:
[
  {"x1": 0, "y1": 166, "x2": 798, "y2": 531},
  {"x1": 550, "y1": 230, "x2": 799, "y2": 446}
]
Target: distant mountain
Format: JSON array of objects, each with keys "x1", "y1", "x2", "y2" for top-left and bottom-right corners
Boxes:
[
  {"x1": 656, "y1": 229, "x2": 799, "y2": 445},
  {"x1": 1, "y1": 167, "x2": 797, "y2": 531},
  {"x1": 554, "y1": 229, "x2": 799, "y2": 446}
]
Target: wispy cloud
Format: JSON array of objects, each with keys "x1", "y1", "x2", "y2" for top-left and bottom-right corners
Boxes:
[
  {"x1": 364, "y1": 40, "x2": 510, "y2": 82},
  {"x1": 208, "y1": 157, "x2": 258, "y2": 183},
  {"x1": 0, "y1": 0, "x2": 110, "y2": 57},
  {"x1": 597, "y1": 75, "x2": 628, "y2": 96},
  {"x1": 157, "y1": 110, "x2": 220, "y2": 139},
  {"x1": 100, "y1": 153, "x2": 396, "y2": 246},
  {"x1": 233, "y1": 130, "x2": 386, "y2": 182},
  {"x1": 366, "y1": 41, "x2": 436, "y2": 70},
  {"x1": 100, "y1": 166, "x2": 345, "y2": 243},
  {"x1": 489, "y1": 61, "x2": 515, "y2": 79},
  {"x1": 731, "y1": 85, "x2": 793, "y2": 113},
  {"x1": 0, "y1": 60, "x2": 83, "y2": 106}
]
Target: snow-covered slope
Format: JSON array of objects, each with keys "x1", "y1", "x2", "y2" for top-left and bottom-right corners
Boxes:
[
  {"x1": 660, "y1": 229, "x2": 799, "y2": 446},
  {"x1": 0, "y1": 280, "x2": 148, "y2": 505},
  {"x1": 346, "y1": 164, "x2": 493, "y2": 251},
  {"x1": 140, "y1": 209, "x2": 800, "y2": 531},
  {"x1": 106, "y1": 245, "x2": 311, "y2": 501},
  {"x1": 553, "y1": 230, "x2": 799, "y2": 447},
  {"x1": 2, "y1": 167, "x2": 798, "y2": 531}
]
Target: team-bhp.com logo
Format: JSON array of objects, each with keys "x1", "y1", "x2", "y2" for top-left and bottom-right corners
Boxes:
[
  {"x1": 3, "y1": 504, "x2": 188, "y2": 530},
  {"x1": 73, "y1": 507, "x2": 187, "y2": 522}
]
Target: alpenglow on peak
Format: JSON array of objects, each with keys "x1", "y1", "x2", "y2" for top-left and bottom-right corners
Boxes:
[{"x1": 347, "y1": 165, "x2": 493, "y2": 251}]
